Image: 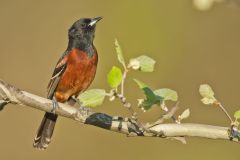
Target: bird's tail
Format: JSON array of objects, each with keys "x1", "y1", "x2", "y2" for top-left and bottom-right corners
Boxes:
[{"x1": 33, "y1": 112, "x2": 58, "y2": 150}]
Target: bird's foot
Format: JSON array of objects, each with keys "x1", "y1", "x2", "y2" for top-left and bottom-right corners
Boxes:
[
  {"x1": 51, "y1": 97, "x2": 58, "y2": 114},
  {"x1": 79, "y1": 106, "x2": 92, "y2": 115},
  {"x1": 69, "y1": 96, "x2": 82, "y2": 106},
  {"x1": 69, "y1": 96, "x2": 91, "y2": 113}
]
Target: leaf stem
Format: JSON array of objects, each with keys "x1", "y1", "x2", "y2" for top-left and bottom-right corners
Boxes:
[
  {"x1": 146, "y1": 102, "x2": 179, "y2": 128},
  {"x1": 216, "y1": 102, "x2": 234, "y2": 124},
  {"x1": 121, "y1": 69, "x2": 128, "y2": 96}
]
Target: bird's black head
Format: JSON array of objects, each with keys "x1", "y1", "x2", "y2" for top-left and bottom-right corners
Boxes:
[{"x1": 67, "y1": 17, "x2": 102, "y2": 51}]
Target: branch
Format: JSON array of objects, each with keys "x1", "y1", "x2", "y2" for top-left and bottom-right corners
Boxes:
[{"x1": 0, "y1": 79, "x2": 239, "y2": 143}]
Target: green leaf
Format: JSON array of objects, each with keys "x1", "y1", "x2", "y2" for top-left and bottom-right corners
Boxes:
[
  {"x1": 133, "y1": 79, "x2": 156, "y2": 101},
  {"x1": 78, "y1": 89, "x2": 106, "y2": 107},
  {"x1": 199, "y1": 84, "x2": 217, "y2": 105},
  {"x1": 154, "y1": 88, "x2": 178, "y2": 101},
  {"x1": 128, "y1": 55, "x2": 156, "y2": 72},
  {"x1": 199, "y1": 84, "x2": 215, "y2": 98},
  {"x1": 234, "y1": 110, "x2": 240, "y2": 120},
  {"x1": 115, "y1": 39, "x2": 126, "y2": 69},
  {"x1": 133, "y1": 79, "x2": 148, "y2": 89},
  {"x1": 201, "y1": 97, "x2": 216, "y2": 105},
  {"x1": 143, "y1": 87, "x2": 160, "y2": 102},
  {"x1": 179, "y1": 108, "x2": 190, "y2": 120},
  {"x1": 128, "y1": 59, "x2": 140, "y2": 70},
  {"x1": 134, "y1": 79, "x2": 163, "y2": 111},
  {"x1": 140, "y1": 99, "x2": 156, "y2": 111},
  {"x1": 107, "y1": 66, "x2": 123, "y2": 89}
]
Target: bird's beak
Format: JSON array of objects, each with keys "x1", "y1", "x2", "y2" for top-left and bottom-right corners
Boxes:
[{"x1": 88, "y1": 17, "x2": 103, "y2": 27}]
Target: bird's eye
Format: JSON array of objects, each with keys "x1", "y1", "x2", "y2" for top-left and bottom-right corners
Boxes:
[{"x1": 81, "y1": 23, "x2": 87, "y2": 28}]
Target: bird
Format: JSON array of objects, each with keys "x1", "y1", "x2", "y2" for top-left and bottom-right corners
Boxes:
[{"x1": 33, "y1": 17, "x2": 102, "y2": 150}]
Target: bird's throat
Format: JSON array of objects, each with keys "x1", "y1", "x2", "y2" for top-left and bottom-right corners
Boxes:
[{"x1": 67, "y1": 38, "x2": 95, "y2": 57}]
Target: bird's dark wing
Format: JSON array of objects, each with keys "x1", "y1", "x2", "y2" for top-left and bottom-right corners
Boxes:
[{"x1": 47, "y1": 51, "x2": 68, "y2": 99}]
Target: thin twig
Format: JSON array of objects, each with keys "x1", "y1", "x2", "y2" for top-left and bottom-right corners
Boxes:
[
  {"x1": 216, "y1": 102, "x2": 234, "y2": 123},
  {"x1": 114, "y1": 92, "x2": 137, "y2": 120},
  {"x1": 121, "y1": 69, "x2": 128, "y2": 96},
  {"x1": 118, "y1": 69, "x2": 139, "y2": 122},
  {"x1": 146, "y1": 103, "x2": 179, "y2": 128}
]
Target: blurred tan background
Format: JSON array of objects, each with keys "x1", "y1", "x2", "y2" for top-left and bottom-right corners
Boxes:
[{"x1": 0, "y1": 0, "x2": 240, "y2": 160}]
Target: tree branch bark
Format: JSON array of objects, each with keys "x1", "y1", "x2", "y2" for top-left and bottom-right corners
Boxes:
[{"x1": 0, "y1": 79, "x2": 239, "y2": 143}]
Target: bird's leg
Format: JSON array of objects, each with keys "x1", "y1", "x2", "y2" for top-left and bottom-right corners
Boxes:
[
  {"x1": 69, "y1": 96, "x2": 78, "y2": 104},
  {"x1": 69, "y1": 96, "x2": 81, "y2": 106},
  {"x1": 51, "y1": 97, "x2": 58, "y2": 114},
  {"x1": 69, "y1": 96, "x2": 92, "y2": 112}
]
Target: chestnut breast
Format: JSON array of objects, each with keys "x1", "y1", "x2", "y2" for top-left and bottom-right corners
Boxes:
[{"x1": 55, "y1": 48, "x2": 98, "y2": 102}]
